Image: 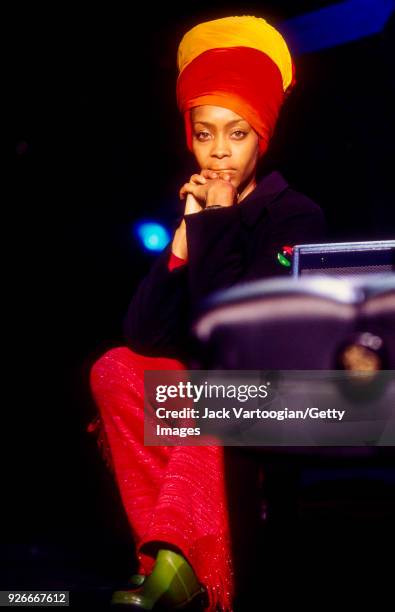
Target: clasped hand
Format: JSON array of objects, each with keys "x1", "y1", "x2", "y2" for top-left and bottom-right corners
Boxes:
[
  {"x1": 179, "y1": 169, "x2": 238, "y2": 214},
  {"x1": 171, "y1": 170, "x2": 238, "y2": 260}
]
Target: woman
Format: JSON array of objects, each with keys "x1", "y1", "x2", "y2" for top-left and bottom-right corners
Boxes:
[{"x1": 89, "y1": 15, "x2": 327, "y2": 611}]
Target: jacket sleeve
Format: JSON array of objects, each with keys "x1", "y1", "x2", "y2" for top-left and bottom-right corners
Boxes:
[
  {"x1": 123, "y1": 242, "x2": 190, "y2": 359},
  {"x1": 184, "y1": 205, "x2": 246, "y2": 306}
]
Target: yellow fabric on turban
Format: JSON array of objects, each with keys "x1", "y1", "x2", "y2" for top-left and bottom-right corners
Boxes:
[{"x1": 177, "y1": 15, "x2": 294, "y2": 93}]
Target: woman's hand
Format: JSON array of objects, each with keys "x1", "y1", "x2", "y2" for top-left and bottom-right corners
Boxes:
[
  {"x1": 172, "y1": 170, "x2": 237, "y2": 261},
  {"x1": 179, "y1": 173, "x2": 206, "y2": 216},
  {"x1": 179, "y1": 169, "x2": 238, "y2": 211}
]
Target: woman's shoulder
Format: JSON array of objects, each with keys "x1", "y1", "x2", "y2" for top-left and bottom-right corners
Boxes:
[
  {"x1": 250, "y1": 171, "x2": 328, "y2": 245},
  {"x1": 255, "y1": 171, "x2": 324, "y2": 223}
]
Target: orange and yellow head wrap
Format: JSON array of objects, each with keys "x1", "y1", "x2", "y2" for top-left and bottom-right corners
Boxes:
[{"x1": 176, "y1": 15, "x2": 296, "y2": 157}]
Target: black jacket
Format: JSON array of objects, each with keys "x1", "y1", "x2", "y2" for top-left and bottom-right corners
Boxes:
[{"x1": 123, "y1": 171, "x2": 327, "y2": 361}]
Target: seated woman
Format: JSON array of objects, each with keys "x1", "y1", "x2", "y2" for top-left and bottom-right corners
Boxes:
[{"x1": 88, "y1": 15, "x2": 327, "y2": 612}]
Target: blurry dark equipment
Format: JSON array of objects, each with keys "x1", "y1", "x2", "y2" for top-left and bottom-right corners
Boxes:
[
  {"x1": 292, "y1": 239, "x2": 395, "y2": 278},
  {"x1": 190, "y1": 271, "x2": 395, "y2": 600},
  {"x1": 192, "y1": 273, "x2": 395, "y2": 371}
]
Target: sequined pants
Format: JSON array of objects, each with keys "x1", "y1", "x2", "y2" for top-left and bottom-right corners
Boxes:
[{"x1": 89, "y1": 346, "x2": 234, "y2": 611}]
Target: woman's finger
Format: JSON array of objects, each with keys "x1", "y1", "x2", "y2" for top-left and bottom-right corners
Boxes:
[
  {"x1": 179, "y1": 182, "x2": 201, "y2": 200},
  {"x1": 201, "y1": 169, "x2": 218, "y2": 179},
  {"x1": 190, "y1": 174, "x2": 206, "y2": 184},
  {"x1": 179, "y1": 183, "x2": 188, "y2": 200}
]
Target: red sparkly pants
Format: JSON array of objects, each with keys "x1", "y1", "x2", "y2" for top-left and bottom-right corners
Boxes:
[{"x1": 89, "y1": 346, "x2": 234, "y2": 612}]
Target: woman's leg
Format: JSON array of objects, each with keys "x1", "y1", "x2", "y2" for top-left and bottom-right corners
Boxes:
[
  {"x1": 89, "y1": 346, "x2": 234, "y2": 611},
  {"x1": 89, "y1": 347, "x2": 174, "y2": 573}
]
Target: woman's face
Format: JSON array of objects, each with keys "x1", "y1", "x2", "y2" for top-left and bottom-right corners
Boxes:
[{"x1": 191, "y1": 105, "x2": 263, "y2": 191}]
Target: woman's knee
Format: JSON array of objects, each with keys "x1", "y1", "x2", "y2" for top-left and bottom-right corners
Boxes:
[
  {"x1": 89, "y1": 345, "x2": 187, "y2": 407},
  {"x1": 89, "y1": 346, "x2": 143, "y2": 394}
]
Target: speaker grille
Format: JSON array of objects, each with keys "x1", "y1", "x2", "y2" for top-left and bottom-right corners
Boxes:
[
  {"x1": 301, "y1": 264, "x2": 394, "y2": 279},
  {"x1": 294, "y1": 241, "x2": 395, "y2": 278}
]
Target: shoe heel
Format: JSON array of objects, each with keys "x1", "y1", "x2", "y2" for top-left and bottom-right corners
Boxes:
[{"x1": 174, "y1": 585, "x2": 208, "y2": 610}]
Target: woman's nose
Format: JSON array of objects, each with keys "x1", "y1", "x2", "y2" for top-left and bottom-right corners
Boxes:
[{"x1": 210, "y1": 136, "x2": 231, "y2": 158}]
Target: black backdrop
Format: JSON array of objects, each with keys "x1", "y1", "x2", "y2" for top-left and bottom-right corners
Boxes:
[{"x1": 10, "y1": 2, "x2": 395, "y2": 606}]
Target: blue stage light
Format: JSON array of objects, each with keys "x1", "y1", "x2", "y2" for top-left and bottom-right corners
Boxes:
[
  {"x1": 134, "y1": 221, "x2": 171, "y2": 252},
  {"x1": 280, "y1": 0, "x2": 394, "y2": 55}
]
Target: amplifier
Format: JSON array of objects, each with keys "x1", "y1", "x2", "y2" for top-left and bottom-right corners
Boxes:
[{"x1": 292, "y1": 240, "x2": 395, "y2": 278}]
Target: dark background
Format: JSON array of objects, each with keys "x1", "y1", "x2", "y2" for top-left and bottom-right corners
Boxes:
[{"x1": 10, "y1": 2, "x2": 395, "y2": 608}]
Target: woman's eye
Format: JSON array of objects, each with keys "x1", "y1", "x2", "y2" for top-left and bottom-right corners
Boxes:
[
  {"x1": 195, "y1": 131, "x2": 210, "y2": 140},
  {"x1": 232, "y1": 130, "x2": 246, "y2": 138}
]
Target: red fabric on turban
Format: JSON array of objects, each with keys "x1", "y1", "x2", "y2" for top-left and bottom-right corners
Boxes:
[{"x1": 177, "y1": 46, "x2": 291, "y2": 157}]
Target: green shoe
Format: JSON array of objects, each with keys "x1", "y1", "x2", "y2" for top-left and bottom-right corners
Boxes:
[{"x1": 111, "y1": 549, "x2": 207, "y2": 610}]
